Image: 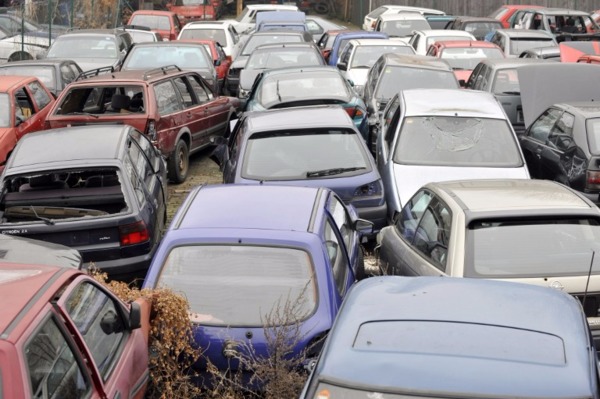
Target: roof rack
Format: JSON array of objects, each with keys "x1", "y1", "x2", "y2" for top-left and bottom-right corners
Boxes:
[
  {"x1": 143, "y1": 65, "x2": 181, "y2": 80},
  {"x1": 75, "y1": 66, "x2": 115, "y2": 81}
]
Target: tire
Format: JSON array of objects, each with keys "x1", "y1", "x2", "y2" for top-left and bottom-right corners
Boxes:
[
  {"x1": 355, "y1": 245, "x2": 367, "y2": 280},
  {"x1": 167, "y1": 139, "x2": 189, "y2": 184},
  {"x1": 312, "y1": 1, "x2": 330, "y2": 14},
  {"x1": 8, "y1": 52, "x2": 32, "y2": 62}
]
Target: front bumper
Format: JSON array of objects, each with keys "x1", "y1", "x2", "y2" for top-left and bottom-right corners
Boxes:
[{"x1": 82, "y1": 250, "x2": 153, "y2": 284}]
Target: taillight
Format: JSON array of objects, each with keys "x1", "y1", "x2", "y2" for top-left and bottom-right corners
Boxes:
[
  {"x1": 119, "y1": 221, "x2": 150, "y2": 246},
  {"x1": 587, "y1": 170, "x2": 600, "y2": 191},
  {"x1": 344, "y1": 106, "x2": 364, "y2": 119}
]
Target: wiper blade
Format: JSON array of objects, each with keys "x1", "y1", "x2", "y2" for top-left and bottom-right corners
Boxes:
[
  {"x1": 30, "y1": 205, "x2": 55, "y2": 225},
  {"x1": 69, "y1": 111, "x2": 100, "y2": 118},
  {"x1": 306, "y1": 167, "x2": 366, "y2": 178}
]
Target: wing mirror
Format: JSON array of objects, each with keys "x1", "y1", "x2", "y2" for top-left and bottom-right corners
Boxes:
[
  {"x1": 337, "y1": 62, "x2": 347, "y2": 71},
  {"x1": 353, "y1": 218, "x2": 374, "y2": 237}
]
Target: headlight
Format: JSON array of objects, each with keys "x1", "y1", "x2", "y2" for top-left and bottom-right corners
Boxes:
[{"x1": 353, "y1": 180, "x2": 383, "y2": 198}]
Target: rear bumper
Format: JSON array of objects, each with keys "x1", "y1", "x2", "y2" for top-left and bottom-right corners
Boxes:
[{"x1": 82, "y1": 250, "x2": 153, "y2": 284}]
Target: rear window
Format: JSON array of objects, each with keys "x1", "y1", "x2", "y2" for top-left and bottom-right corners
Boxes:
[
  {"x1": 122, "y1": 45, "x2": 211, "y2": 70},
  {"x1": 179, "y1": 28, "x2": 226, "y2": 44},
  {"x1": 393, "y1": 116, "x2": 522, "y2": 167},
  {"x1": 157, "y1": 245, "x2": 317, "y2": 326},
  {"x1": 0, "y1": 66, "x2": 55, "y2": 92},
  {"x1": 492, "y1": 68, "x2": 520, "y2": 94},
  {"x1": 586, "y1": 118, "x2": 600, "y2": 155},
  {"x1": 130, "y1": 14, "x2": 171, "y2": 30},
  {"x1": 242, "y1": 34, "x2": 303, "y2": 56},
  {"x1": 376, "y1": 66, "x2": 457, "y2": 101},
  {"x1": 47, "y1": 35, "x2": 118, "y2": 59},
  {"x1": 351, "y1": 45, "x2": 414, "y2": 68},
  {"x1": 440, "y1": 47, "x2": 504, "y2": 70},
  {"x1": 55, "y1": 85, "x2": 146, "y2": 116},
  {"x1": 246, "y1": 49, "x2": 322, "y2": 69},
  {"x1": 381, "y1": 19, "x2": 430, "y2": 37}
]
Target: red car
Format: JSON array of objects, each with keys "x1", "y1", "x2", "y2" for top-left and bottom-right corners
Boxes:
[
  {"x1": 179, "y1": 39, "x2": 231, "y2": 94},
  {"x1": 0, "y1": 75, "x2": 54, "y2": 168},
  {"x1": 578, "y1": 54, "x2": 600, "y2": 64},
  {"x1": 166, "y1": 0, "x2": 218, "y2": 24},
  {"x1": 426, "y1": 40, "x2": 505, "y2": 86},
  {"x1": 127, "y1": 10, "x2": 182, "y2": 41},
  {"x1": 488, "y1": 4, "x2": 545, "y2": 28},
  {"x1": 0, "y1": 262, "x2": 151, "y2": 399}
]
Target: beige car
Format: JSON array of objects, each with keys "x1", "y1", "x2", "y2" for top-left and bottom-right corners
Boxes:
[{"x1": 377, "y1": 179, "x2": 600, "y2": 346}]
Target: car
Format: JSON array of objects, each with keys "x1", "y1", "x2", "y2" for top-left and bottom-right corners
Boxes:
[
  {"x1": 465, "y1": 58, "x2": 544, "y2": 134},
  {"x1": 0, "y1": 261, "x2": 151, "y2": 399},
  {"x1": 0, "y1": 59, "x2": 82, "y2": 96},
  {"x1": 238, "y1": 42, "x2": 325, "y2": 98},
  {"x1": 375, "y1": 89, "x2": 529, "y2": 220},
  {"x1": 177, "y1": 21, "x2": 240, "y2": 57},
  {"x1": 316, "y1": 28, "x2": 348, "y2": 61},
  {"x1": 45, "y1": 66, "x2": 240, "y2": 183},
  {"x1": 376, "y1": 178, "x2": 600, "y2": 348},
  {"x1": 559, "y1": 41, "x2": 600, "y2": 62},
  {"x1": 0, "y1": 125, "x2": 168, "y2": 282},
  {"x1": 425, "y1": 14, "x2": 457, "y2": 29},
  {"x1": 124, "y1": 25, "x2": 164, "y2": 43},
  {"x1": 444, "y1": 16, "x2": 504, "y2": 40},
  {"x1": 143, "y1": 184, "x2": 370, "y2": 387},
  {"x1": 300, "y1": 276, "x2": 600, "y2": 399},
  {"x1": 425, "y1": 40, "x2": 505, "y2": 85},
  {"x1": 127, "y1": 10, "x2": 182, "y2": 41},
  {"x1": 363, "y1": 53, "x2": 459, "y2": 150},
  {"x1": 488, "y1": 4, "x2": 545, "y2": 28},
  {"x1": 179, "y1": 39, "x2": 231, "y2": 94},
  {"x1": 243, "y1": 66, "x2": 368, "y2": 138},
  {"x1": 408, "y1": 29, "x2": 476, "y2": 55},
  {"x1": 0, "y1": 14, "x2": 65, "y2": 62},
  {"x1": 166, "y1": 0, "x2": 219, "y2": 23},
  {"x1": 225, "y1": 4, "x2": 299, "y2": 34},
  {"x1": 514, "y1": 8, "x2": 600, "y2": 41},
  {"x1": 45, "y1": 28, "x2": 133, "y2": 72},
  {"x1": 120, "y1": 41, "x2": 218, "y2": 93},
  {"x1": 336, "y1": 38, "x2": 415, "y2": 96},
  {"x1": 305, "y1": 15, "x2": 346, "y2": 43},
  {"x1": 254, "y1": 10, "x2": 307, "y2": 32},
  {"x1": 578, "y1": 54, "x2": 600, "y2": 64},
  {"x1": 211, "y1": 105, "x2": 387, "y2": 232},
  {"x1": 519, "y1": 45, "x2": 561, "y2": 60},
  {"x1": 488, "y1": 28, "x2": 558, "y2": 58},
  {"x1": 226, "y1": 29, "x2": 313, "y2": 96},
  {"x1": 363, "y1": 4, "x2": 445, "y2": 31},
  {"x1": 373, "y1": 12, "x2": 431, "y2": 42},
  {"x1": 0, "y1": 76, "x2": 55, "y2": 168},
  {"x1": 327, "y1": 30, "x2": 388, "y2": 66}
]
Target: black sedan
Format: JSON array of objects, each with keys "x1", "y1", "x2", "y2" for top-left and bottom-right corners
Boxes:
[{"x1": 0, "y1": 125, "x2": 167, "y2": 283}]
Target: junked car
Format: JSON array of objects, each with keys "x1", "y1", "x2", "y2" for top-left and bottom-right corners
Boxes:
[
  {"x1": 0, "y1": 25, "x2": 53, "y2": 62},
  {"x1": 0, "y1": 59, "x2": 82, "y2": 97},
  {"x1": 373, "y1": 12, "x2": 431, "y2": 42},
  {"x1": 45, "y1": 66, "x2": 240, "y2": 183},
  {"x1": 375, "y1": 89, "x2": 530, "y2": 220},
  {"x1": 444, "y1": 16, "x2": 504, "y2": 40},
  {"x1": 300, "y1": 276, "x2": 600, "y2": 399},
  {"x1": 376, "y1": 178, "x2": 600, "y2": 350},
  {"x1": 177, "y1": 21, "x2": 240, "y2": 57},
  {"x1": 0, "y1": 125, "x2": 167, "y2": 282},
  {"x1": 327, "y1": 30, "x2": 388, "y2": 66},
  {"x1": 211, "y1": 105, "x2": 387, "y2": 233},
  {"x1": 488, "y1": 28, "x2": 558, "y2": 58},
  {"x1": 0, "y1": 262, "x2": 151, "y2": 399},
  {"x1": 127, "y1": 10, "x2": 182, "y2": 41},
  {"x1": 515, "y1": 8, "x2": 600, "y2": 41},
  {"x1": 408, "y1": 29, "x2": 476, "y2": 55},
  {"x1": 143, "y1": 184, "x2": 370, "y2": 387},
  {"x1": 363, "y1": 4, "x2": 445, "y2": 31}
]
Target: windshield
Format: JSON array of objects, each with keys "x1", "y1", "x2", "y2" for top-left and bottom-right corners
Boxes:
[
  {"x1": 393, "y1": 116, "x2": 522, "y2": 167},
  {"x1": 179, "y1": 28, "x2": 226, "y2": 44},
  {"x1": 0, "y1": 94, "x2": 10, "y2": 127},
  {"x1": 440, "y1": 47, "x2": 504, "y2": 70},
  {"x1": 492, "y1": 68, "x2": 520, "y2": 94},
  {"x1": 242, "y1": 129, "x2": 370, "y2": 181},
  {"x1": 157, "y1": 245, "x2": 317, "y2": 326},
  {"x1": 509, "y1": 38, "x2": 556, "y2": 55},
  {"x1": 128, "y1": 30, "x2": 157, "y2": 44},
  {"x1": 122, "y1": 45, "x2": 211, "y2": 70},
  {"x1": 247, "y1": 48, "x2": 321, "y2": 69},
  {"x1": 242, "y1": 34, "x2": 303, "y2": 56},
  {"x1": 47, "y1": 36, "x2": 118, "y2": 59},
  {"x1": 375, "y1": 66, "x2": 457, "y2": 101},
  {"x1": 381, "y1": 19, "x2": 430, "y2": 37},
  {"x1": 351, "y1": 45, "x2": 413, "y2": 68},
  {"x1": 257, "y1": 71, "x2": 349, "y2": 108},
  {"x1": 469, "y1": 218, "x2": 600, "y2": 279},
  {"x1": 130, "y1": 14, "x2": 171, "y2": 30},
  {"x1": 0, "y1": 66, "x2": 55, "y2": 92}
]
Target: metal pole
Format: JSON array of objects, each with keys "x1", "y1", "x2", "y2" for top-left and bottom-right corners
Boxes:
[
  {"x1": 70, "y1": 0, "x2": 74, "y2": 27},
  {"x1": 21, "y1": 3, "x2": 24, "y2": 56},
  {"x1": 48, "y1": 0, "x2": 52, "y2": 47}
]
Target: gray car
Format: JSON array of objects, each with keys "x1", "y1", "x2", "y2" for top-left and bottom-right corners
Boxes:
[
  {"x1": 0, "y1": 59, "x2": 82, "y2": 96},
  {"x1": 488, "y1": 28, "x2": 558, "y2": 58},
  {"x1": 377, "y1": 178, "x2": 600, "y2": 349},
  {"x1": 300, "y1": 276, "x2": 600, "y2": 399}
]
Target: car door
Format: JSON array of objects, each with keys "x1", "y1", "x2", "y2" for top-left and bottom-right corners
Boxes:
[
  {"x1": 153, "y1": 79, "x2": 185, "y2": 157},
  {"x1": 26, "y1": 80, "x2": 53, "y2": 131},
  {"x1": 327, "y1": 194, "x2": 361, "y2": 280},
  {"x1": 172, "y1": 75, "x2": 210, "y2": 152},
  {"x1": 519, "y1": 108, "x2": 562, "y2": 179},
  {"x1": 187, "y1": 73, "x2": 230, "y2": 148},
  {"x1": 57, "y1": 277, "x2": 149, "y2": 399}
]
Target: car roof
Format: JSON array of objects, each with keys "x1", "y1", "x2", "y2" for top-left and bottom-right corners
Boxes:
[
  {"x1": 6, "y1": 125, "x2": 130, "y2": 170},
  {"x1": 432, "y1": 40, "x2": 500, "y2": 48},
  {"x1": 380, "y1": 53, "x2": 452, "y2": 70},
  {"x1": 245, "y1": 4, "x2": 297, "y2": 10},
  {"x1": 497, "y1": 28, "x2": 556, "y2": 39},
  {"x1": 378, "y1": 13, "x2": 427, "y2": 21},
  {"x1": 252, "y1": 42, "x2": 317, "y2": 51},
  {"x1": 336, "y1": 31, "x2": 388, "y2": 39},
  {"x1": 402, "y1": 89, "x2": 503, "y2": 118},
  {"x1": 317, "y1": 276, "x2": 592, "y2": 398},
  {"x1": 182, "y1": 22, "x2": 230, "y2": 29},
  {"x1": 380, "y1": 5, "x2": 445, "y2": 14},
  {"x1": 414, "y1": 29, "x2": 475, "y2": 37},
  {"x1": 59, "y1": 28, "x2": 125, "y2": 36},
  {"x1": 452, "y1": 16, "x2": 503, "y2": 23},
  {"x1": 0, "y1": 75, "x2": 38, "y2": 91},
  {"x1": 70, "y1": 68, "x2": 187, "y2": 84},
  {"x1": 0, "y1": 262, "x2": 79, "y2": 338},
  {"x1": 554, "y1": 101, "x2": 600, "y2": 119},
  {"x1": 131, "y1": 9, "x2": 175, "y2": 16},
  {"x1": 433, "y1": 179, "x2": 593, "y2": 212},
  {"x1": 0, "y1": 59, "x2": 74, "y2": 67},
  {"x1": 245, "y1": 105, "x2": 355, "y2": 132},
  {"x1": 477, "y1": 57, "x2": 547, "y2": 69},
  {"x1": 174, "y1": 185, "x2": 321, "y2": 232},
  {"x1": 535, "y1": 8, "x2": 591, "y2": 16},
  {"x1": 349, "y1": 38, "x2": 411, "y2": 46}
]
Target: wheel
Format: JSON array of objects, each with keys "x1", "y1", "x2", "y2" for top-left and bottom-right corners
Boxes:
[
  {"x1": 312, "y1": 1, "x2": 330, "y2": 14},
  {"x1": 167, "y1": 139, "x2": 189, "y2": 184},
  {"x1": 8, "y1": 52, "x2": 32, "y2": 62}
]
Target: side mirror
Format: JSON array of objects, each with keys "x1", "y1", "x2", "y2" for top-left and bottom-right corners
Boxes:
[
  {"x1": 353, "y1": 218, "x2": 374, "y2": 237},
  {"x1": 337, "y1": 62, "x2": 347, "y2": 71},
  {"x1": 459, "y1": 79, "x2": 466, "y2": 88},
  {"x1": 347, "y1": 79, "x2": 354, "y2": 87},
  {"x1": 129, "y1": 301, "x2": 142, "y2": 330}
]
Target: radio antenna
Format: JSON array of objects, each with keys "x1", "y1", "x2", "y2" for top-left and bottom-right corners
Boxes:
[{"x1": 582, "y1": 250, "x2": 595, "y2": 311}]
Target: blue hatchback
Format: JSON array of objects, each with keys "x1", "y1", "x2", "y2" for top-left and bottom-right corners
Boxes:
[{"x1": 143, "y1": 184, "x2": 370, "y2": 387}]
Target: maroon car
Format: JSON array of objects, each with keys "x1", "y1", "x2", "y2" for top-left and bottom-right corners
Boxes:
[
  {"x1": 45, "y1": 66, "x2": 240, "y2": 183},
  {"x1": 0, "y1": 262, "x2": 151, "y2": 399}
]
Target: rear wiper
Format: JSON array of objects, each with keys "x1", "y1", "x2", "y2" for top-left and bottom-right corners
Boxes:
[
  {"x1": 306, "y1": 167, "x2": 365, "y2": 178},
  {"x1": 68, "y1": 111, "x2": 99, "y2": 118}
]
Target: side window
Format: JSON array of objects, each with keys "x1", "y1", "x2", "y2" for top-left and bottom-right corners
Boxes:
[
  {"x1": 412, "y1": 199, "x2": 451, "y2": 271},
  {"x1": 328, "y1": 195, "x2": 353, "y2": 251},
  {"x1": 128, "y1": 137, "x2": 154, "y2": 192},
  {"x1": 216, "y1": 44, "x2": 227, "y2": 61},
  {"x1": 396, "y1": 190, "x2": 433, "y2": 243},
  {"x1": 63, "y1": 282, "x2": 127, "y2": 381},
  {"x1": 124, "y1": 153, "x2": 145, "y2": 204},
  {"x1": 426, "y1": 46, "x2": 436, "y2": 56},
  {"x1": 173, "y1": 77, "x2": 195, "y2": 108},
  {"x1": 324, "y1": 219, "x2": 349, "y2": 295},
  {"x1": 153, "y1": 80, "x2": 182, "y2": 115},
  {"x1": 61, "y1": 64, "x2": 77, "y2": 85},
  {"x1": 306, "y1": 20, "x2": 323, "y2": 35},
  {"x1": 481, "y1": 65, "x2": 493, "y2": 91},
  {"x1": 28, "y1": 81, "x2": 52, "y2": 109},
  {"x1": 188, "y1": 75, "x2": 211, "y2": 103},
  {"x1": 317, "y1": 33, "x2": 328, "y2": 48},
  {"x1": 548, "y1": 111, "x2": 576, "y2": 151},
  {"x1": 527, "y1": 108, "x2": 562, "y2": 143},
  {"x1": 383, "y1": 96, "x2": 400, "y2": 148},
  {"x1": 411, "y1": 34, "x2": 420, "y2": 51},
  {"x1": 14, "y1": 87, "x2": 35, "y2": 121},
  {"x1": 134, "y1": 129, "x2": 161, "y2": 172},
  {"x1": 466, "y1": 64, "x2": 482, "y2": 89},
  {"x1": 340, "y1": 43, "x2": 352, "y2": 65},
  {"x1": 25, "y1": 316, "x2": 91, "y2": 398}
]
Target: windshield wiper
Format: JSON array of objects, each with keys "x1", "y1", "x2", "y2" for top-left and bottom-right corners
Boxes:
[
  {"x1": 68, "y1": 111, "x2": 99, "y2": 118},
  {"x1": 306, "y1": 167, "x2": 365, "y2": 178},
  {"x1": 30, "y1": 206, "x2": 55, "y2": 226}
]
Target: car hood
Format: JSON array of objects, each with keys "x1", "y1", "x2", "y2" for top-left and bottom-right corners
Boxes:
[
  {"x1": 518, "y1": 63, "x2": 600, "y2": 128},
  {"x1": 392, "y1": 164, "x2": 530, "y2": 208}
]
